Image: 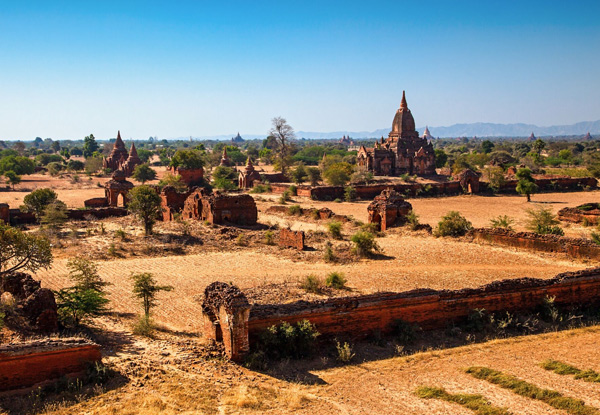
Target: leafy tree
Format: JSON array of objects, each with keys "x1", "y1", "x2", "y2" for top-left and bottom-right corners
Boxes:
[
  {"x1": 22, "y1": 188, "x2": 59, "y2": 219},
  {"x1": 350, "y1": 170, "x2": 374, "y2": 185},
  {"x1": 131, "y1": 272, "x2": 173, "y2": 318},
  {"x1": 4, "y1": 171, "x2": 21, "y2": 190},
  {"x1": 40, "y1": 201, "x2": 68, "y2": 229},
  {"x1": 516, "y1": 168, "x2": 538, "y2": 202},
  {"x1": 0, "y1": 155, "x2": 35, "y2": 175},
  {"x1": 169, "y1": 149, "x2": 204, "y2": 169},
  {"x1": 481, "y1": 140, "x2": 495, "y2": 154},
  {"x1": 525, "y1": 206, "x2": 563, "y2": 235},
  {"x1": 35, "y1": 153, "x2": 63, "y2": 166},
  {"x1": 434, "y1": 149, "x2": 448, "y2": 168},
  {"x1": 212, "y1": 166, "x2": 238, "y2": 190},
  {"x1": 158, "y1": 173, "x2": 187, "y2": 192},
  {"x1": 291, "y1": 163, "x2": 307, "y2": 184},
  {"x1": 55, "y1": 288, "x2": 109, "y2": 327},
  {"x1": 137, "y1": 148, "x2": 152, "y2": 163},
  {"x1": 532, "y1": 138, "x2": 546, "y2": 155},
  {"x1": 67, "y1": 159, "x2": 85, "y2": 171},
  {"x1": 66, "y1": 257, "x2": 110, "y2": 292},
  {"x1": 306, "y1": 167, "x2": 321, "y2": 186},
  {"x1": 51, "y1": 141, "x2": 61, "y2": 153},
  {"x1": 132, "y1": 164, "x2": 157, "y2": 184},
  {"x1": 84, "y1": 156, "x2": 103, "y2": 174},
  {"x1": 488, "y1": 151, "x2": 516, "y2": 167},
  {"x1": 0, "y1": 223, "x2": 52, "y2": 277},
  {"x1": 269, "y1": 117, "x2": 295, "y2": 175},
  {"x1": 128, "y1": 185, "x2": 163, "y2": 235},
  {"x1": 70, "y1": 147, "x2": 83, "y2": 156},
  {"x1": 47, "y1": 161, "x2": 64, "y2": 176},
  {"x1": 484, "y1": 166, "x2": 506, "y2": 193},
  {"x1": 323, "y1": 162, "x2": 353, "y2": 186},
  {"x1": 434, "y1": 211, "x2": 473, "y2": 237},
  {"x1": 83, "y1": 134, "x2": 99, "y2": 158},
  {"x1": 60, "y1": 148, "x2": 71, "y2": 160}
]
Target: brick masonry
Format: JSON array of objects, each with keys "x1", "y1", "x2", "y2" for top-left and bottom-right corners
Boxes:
[{"x1": 278, "y1": 228, "x2": 305, "y2": 250}]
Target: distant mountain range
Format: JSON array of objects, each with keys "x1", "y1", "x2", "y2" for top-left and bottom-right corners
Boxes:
[{"x1": 179, "y1": 119, "x2": 600, "y2": 141}]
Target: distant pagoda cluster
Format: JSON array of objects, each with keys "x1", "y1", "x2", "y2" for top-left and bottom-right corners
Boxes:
[
  {"x1": 357, "y1": 91, "x2": 436, "y2": 176},
  {"x1": 103, "y1": 131, "x2": 142, "y2": 176}
]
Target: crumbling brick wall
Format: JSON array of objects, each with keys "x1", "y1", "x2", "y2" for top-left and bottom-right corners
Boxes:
[
  {"x1": 0, "y1": 339, "x2": 101, "y2": 391},
  {"x1": 558, "y1": 204, "x2": 600, "y2": 225},
  {"x1": 0, "y1": 203, "x2": 10, "y2": 224},
  {"x1": 367, "y1": 189, "x2": 412, "y2": 231},
  {"x1": 278, "y1": 228, "x2": 305, "y2": 250},
  {"x1": 469, "y1": 228, "x2": 600, "y2": 259},
  {"x1": 84, "y1": 197, "x2": 109, "y2": 208},
  {"x1": 182, "y1": 189, "x2": 257, "y2": 225},
  {"x1": 169, "y1": 166, "x2": 204, "y2": 187},
  {"x1": 201, "y1": 282, "x2": 250, "y2": 361},
  {"x1": 203, "y1": 269, "x2": 600, "y2": 361},
  {"x1": 160, "y1": 186, "x2": 192, "y2": 221}
]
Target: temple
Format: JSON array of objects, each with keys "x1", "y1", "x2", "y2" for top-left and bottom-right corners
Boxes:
[
  {"x1": 357, "y1": 92, "x2": 436, "y2": 176},
  {"x1": 102, "y1": 131, "x2": 141, "y2": 176}
]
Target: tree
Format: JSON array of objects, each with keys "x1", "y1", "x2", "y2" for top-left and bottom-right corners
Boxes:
[
  {"x1": 132, "y1": 164, "x2": 157, "y2": 184},
  {"x1": 22, "y1": 188, "x2": 59, "y2": 219},
  {"x1": 483, "y1": 166, "x2": 506, "y2": 193},
  {"x1": 83, "y1": 134, "x2": 99, "y2": 158},
  {"x1": 158, "y1": 173, "x2": 187, "y2": 192},
  {"x1": 323, "y1": 162, "x2": 353, "y2": 186},
  {"x1": 516, "y1": 168, "x2": 538, "y2": 202},
  {"x1": 55, "y1": 257, "x2": 110, "y2": 327},
  {"x1": 434, "y1": 149, "x2": 448, "y2": 168},
  {"x1": 269, "y1": 117, "x2": 295, "y2": 175},
  {"x1": 40, "y1": 201, "x2": 68, "y2": 229},
  {"x1": 291, "y1": 163, "x2": 307, "y2": 184},
  {"x1": 481, "y1": 140, "x2": 495, "y2": 154},
  {"x1": 67, "y1": 159, "x2": 85, "y2": 171},
  {"x1": 434, "y1": 211, "x2": 473, "y2": 237},
  {"x1": 131, "y1": 272, "x2": 173, "y2": 318},
  {"x1": 306, "y1": 167, "x2": 321, "y2": 186},
  {"x1": 532, "y1": 138, "x2": 546, "y2": 155},
  {"x1": 84, "y1": 156, "x2": 103, "y2": 174},
  {"x1": 211, "y1": 166, "x2": 238, "y2": 190},
  {"x1": 0, "y1": 155, "x2": 35, "y2": 175},
  {"x1": 51, "y1": 141, "x2": 61, "y2": 153},
  {"x1": 127, "y1": 185, "x2": 163, "y2": 235},
  {"x1": 169, "y1": 149, "x2": 204, "y2": 169},
  {"x1": 60, "y1": 148, "x2": 71, "y2": 160},
  {"x1": 4, "y1": 171, "x2": 21, "y2": 190},
  {"x1": 0, "y1": 223, "x2": 52, "y2": 277}
]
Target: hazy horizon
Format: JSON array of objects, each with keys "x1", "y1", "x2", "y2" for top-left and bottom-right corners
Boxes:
[{"x1": 1, "y1": 1, "x2": 599, "y2": 141}]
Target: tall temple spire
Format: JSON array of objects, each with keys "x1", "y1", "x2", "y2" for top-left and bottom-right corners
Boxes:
[
  {"x1": 400, "y1": 90, "x2": 407, "y2": 109},
  {"x1": 129, "y1": 142, "x2": 138, "y2": 158}
]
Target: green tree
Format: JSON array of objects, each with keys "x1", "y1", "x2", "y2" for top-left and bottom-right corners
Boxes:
[
  {"x1": 22, "y1": 188, "x2": 59, "y2": 219},
  {"x1": 158, "y1": 173, "x2": 187, "y2": 192},
  {"x1": 132, "y1": 164, "x2": 157, "y2": 184},
  {"x1": 84, "y1": 156, "x2": 103, "y2": 174},
  {"x1": 40, "y1": 201, "x2": 68, "y2": 229},
  {"x1": 532, "y1": 138, "x2": 546, "y2": 155},
  {"x1": 131, "y1": 272, "x2": 173, "y2": 318},
  {"x1": 66, "y1": 257, "x2": 110, "y2": 292},
  {"x1": 60, "y1": 148, "x2": 71, "y2": 160},
  {"x1": 269, "y1": 117, "x2": 295, "y2": 175},
  {"x1": 481, "y1": 140, "x2": 495, "y2": 154},
  {"x1": 291, "y1": 163, "x2": 307, "y2": 184},
  {"x1": 323, "y1": 162, "x2": 353, "y2": 186},
  {"x1": 212, "y1": 166, "x2": 238, "y2": 190},
  {"x1": 67, "y1": 159, "x2": 85, "y2": 171},
  {"x1": 434, "y1": 211, "x2": 473, "y2": 237},
  {"x1": 169, "y1": 149, "x2": 204, "y2": 169},
  {"x1": 0, "y1": 155, "x2": 35, "y2": 175},
  {"x1": 306, "y1": 167, "x2": 321, "y2": 186},
  {"x1": 516, "y1": 168, "x2": 538, "y2": 202},
  {"x1": 484, "y1": 166, "x2": 506, "y2": 193},
  {"x1": 83, "y1": 134, "x2": 99, "y2": 158},
  {"x1": 4, "y1": 170, "x2": 21, "y2": 190},
  {"x1": 434, "y1": 149, "x2": 448, "y2": 168},
  {"x1": 127, "y1": 185, "x2": 163, "y2": 235},
  {"x1": 0, "y1": 223, "x2": 52, "y2": 277}
]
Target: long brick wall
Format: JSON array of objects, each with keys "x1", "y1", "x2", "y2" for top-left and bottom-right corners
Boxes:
[
  {"x1": 6, "y1": 207, "x2": 128, "y2": 225},
  {"x1": 0, "y1": 339, "x2": 102, "y2": 392},
  {"x1": 470, "y1": 228, "x2": 600, "y2": 259},
  {"x1": 202, "y1": 269, "x2": 600, "y2": 361}
]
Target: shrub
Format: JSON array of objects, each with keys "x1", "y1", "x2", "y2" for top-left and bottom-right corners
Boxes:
[
  {"x1": 328, "y1": 221, "x2": 342, "y2": 239},
  {"x1": 326, "y1": 272, "x2": 346, "y2": 289},
  {"x1": 288, "y1": 184, "x2": 298, "y2": 195},
  {"x1": 306, "y1": 167, "x2": 321, "y2": 186},
  {"x1": 22, "y1": 188, "x2": 59, "y2": 218},
  {"x1": 127, "y1": 185, "x2": 163, "y2": 235},
  {"x1": 591, "y1": 231, "x2": 600, "y2": 245},
  {"x1": 335, "y1": 341, "x2": 355, "y2": 363},
  {"x1": 158, "y1": 173, "x2": 187, "y2": 192},
  {"x1": 323, "y1": 241, "x2": 336, "y2": 262},
  {"x1": 264, "y1": 230, "x2": 274, "y2": 245},
  {"x1": 350, "y1": 231, "x2": 380, "y2": 257},
  {"x1": 406, "y1": 210, "x2": 420, "y2": 230},
  {"x1": 257, "y1": 320, "x2": 320, "y2": 360},
  {"x1": 115, "y1": 228, "x2": 127, "y2": 241},
  {"x1": 525, "y1": 206, "x2": 563, "y2": 235},
  {"x1": 279, "y1": 189, "x2": 292, "y2": 204},
  {"x1": 390, "y1": 319, "x2": 417, "y2": 343},
  {"x1": 323, "y1": 162, "x2": 353, "y2": 186},
  {"x1": 236, "y1": 233, "x2": 248, "y2": 246},
  {"x1": 489, "y1": 215, "x2": 514, "y2": 231},
  {"x1": 40, "y1": 201, "x2": 68, "y2": 229},
  {"x1": 344, "y1": 186, "x2": 356, "y2": 202},
  {"x1": 334, "y1": 198, "x2": 342, "y2": 203},
  {"x1": 288, "y1": 204, "x2": 302, "y2": 216},
  {"x1": 132, "y1": 315, "x2": 155, "y2": 337},
  {"x1": 300, "y1": 274, "x2": 323, "y2": 294},
  {"x1": 434, "y1": 211, "x2": 472, "y2": 237},
  {"x1": 249, "y1": 183, "x2": 271, "y2": 193}
]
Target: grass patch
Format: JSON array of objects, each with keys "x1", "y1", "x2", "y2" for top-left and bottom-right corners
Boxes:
[
  {"x1": 541, "y1": 360, "x2": 600, "y2": 383},
  {"x1": 416, "y1": 386, "x2": 512, "y2": 415},
  {"x1": 466, "y1": 366, "x2": 600, "y2": 415},
  {"x1": 300, "y1": 274, "x2": 323, "y2": 294}
]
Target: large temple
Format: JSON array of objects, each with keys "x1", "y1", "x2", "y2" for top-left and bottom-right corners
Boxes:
[
  {"x1": 357, "y1": 92, "x2": 436, "y2": 176},
  {"x1": 102, "y1": 131, "x2": 142, "y2": 176}
]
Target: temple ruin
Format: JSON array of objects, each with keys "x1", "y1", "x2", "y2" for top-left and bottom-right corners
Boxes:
[
  {"x1": 104, "y1": 170, "x2": 134, "y2": 207},
  {"x1": 357, "y1": 91, "x2": 436, "y2": 176},
  {"x1": 179, "y1": 188, "x2": 257, "y2": 225},
  {"x1": 102, "y1": 131, "x2": 142, "y2": 176},
  {"x1": 367, "y1": 188, "x2": 412, "y2": 231}
]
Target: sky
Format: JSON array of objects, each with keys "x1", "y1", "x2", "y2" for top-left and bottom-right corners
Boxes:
[{"x1": 0, "y1": 1, "x2": 599, "y2": 141}]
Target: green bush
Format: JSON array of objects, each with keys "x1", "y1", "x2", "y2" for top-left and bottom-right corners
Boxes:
[
  {"x1": 323, "y1": 241, "x2": 336, "y2": 262},
  {"x1": 257, "y1": 320, "x2": 320, "y2": 360},
  {"x1": 489, "y1": 215, "x2": 514, "y2": 231},
  {"x1": 132, "y1": 315, "x2": 155, "y2": 337},
  {"x1": 406, "y1": 210, "x2": 420, "y2": 230},
  {"x1": 390, "y1": 319, "x2": 417, "y2": 343},
  {"x1": 326, "y1": 272, "x2": 346, "y2": 289},
  {"x1": 525, "y1": 207, "x2": 563, "y2": 235},
  {"x1": 434, "y1": 211, "x2": 472, "y2": 237},
  {"x1": 279, "y1": 189, "x2": 292, "y2": 204},
  {"x1": 344, "y1": 186, "x2": 356, "y2": 202},
  {"x1": 336, "y1": 341, "x2": 355, "y2": 363},
  {"x1": 249, "y1": 183, "x2": 271, "y2": 193},
  {"x1": 350, "y1": 231, "x2": 380, "y2": 257},
  {"x1": 288, "y1": 204, "x2": 302, "y2": 215},
  {"x1": 328, "y1": 221, "x2": 342, "y2": 239},
  {"x1": 288, "y1": 184, "x2": 298, "y2": 195},
  {"x1": 300, "y1": 275, "x2": 323, "y2": 293},
  {"x1": 264, "y1": 230, "x2": 275, "y2": 245}
]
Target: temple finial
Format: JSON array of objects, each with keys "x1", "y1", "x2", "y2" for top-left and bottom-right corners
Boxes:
[{"x1": 400, "y1": 90, "x2": 407, "y2": 109}]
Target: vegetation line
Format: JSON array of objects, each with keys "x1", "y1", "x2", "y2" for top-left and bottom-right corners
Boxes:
[
  {"x1": 541, "y1": 360, "x2": 600, "y2": 383},
  {"x1": 465, "y1": 366, "x2": 599, "y2": 415},
  {"x1": 415, "y1": 386, "x2": 512, "y2": 415}
]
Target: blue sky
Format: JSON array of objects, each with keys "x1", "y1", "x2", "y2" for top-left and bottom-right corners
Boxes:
[{"x1": 1, "y1": 1, "x2": 599, "y2": 140}]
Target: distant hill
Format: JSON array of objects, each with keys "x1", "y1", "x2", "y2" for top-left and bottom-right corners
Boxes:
[{"x1": 175, "y1": 120, "x2": 600, "y2": 141}]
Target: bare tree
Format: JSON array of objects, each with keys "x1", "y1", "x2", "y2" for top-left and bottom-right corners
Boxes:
[{"x1": 269, "y1": 117, "x2": 295, "y2": 175}]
